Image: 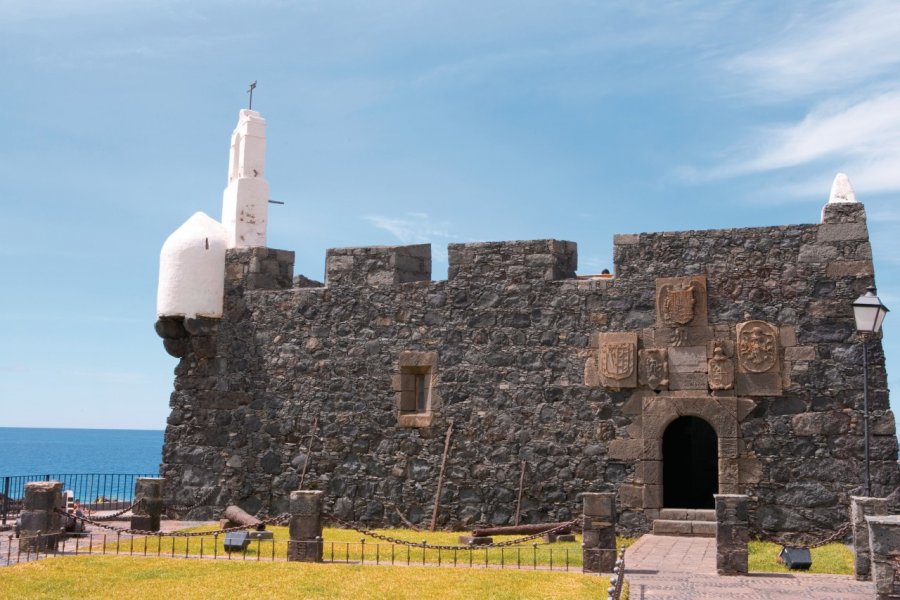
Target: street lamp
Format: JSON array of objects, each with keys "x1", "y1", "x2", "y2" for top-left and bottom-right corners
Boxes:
[{"x1": 852, "y1": 286, "x2": 890, "y2": 497}]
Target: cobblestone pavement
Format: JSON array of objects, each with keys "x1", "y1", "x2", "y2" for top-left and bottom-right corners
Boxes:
[{"x1": 625, "y1": 534, "x2": 875, "y2": 600}]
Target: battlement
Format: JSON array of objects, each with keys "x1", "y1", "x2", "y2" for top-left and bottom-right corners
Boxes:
[
  {"x1": 325, "y1": 244, "x2": 431, "y2": 286},
  {"x1": 321, "y1": 239, "x2": 577, "y2": 287},
  {"x1": 448, "y1": 239, "x2": 577, "y2": 282},
  {"x1": 225, "y1": 247, "x2": 295, "y2": 290}
]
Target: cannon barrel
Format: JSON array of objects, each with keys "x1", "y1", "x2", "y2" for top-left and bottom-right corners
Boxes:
[
  {"x1": 471, "y1": 522, "x2": 572, "y2": 537},
  {"x1": 223, "y1": 505, "x2": 265, "y2": 531}
]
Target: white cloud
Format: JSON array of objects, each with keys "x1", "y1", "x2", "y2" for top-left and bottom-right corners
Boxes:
[
  {"x1": 363, "y1": 213, "x2": 457, "y2": 263},
  {"x1": 688, "y1": 1, "x2": 900, "y2": 197},
  {"x1": 707, "y1": 90, "x2": 900, "y2": 191},
  {"x1": 727, "y1": 0, "x2": 900, "y2": 98},
  {"x1": 364, "y1": 213, "x2": 455, "y2": 245}
]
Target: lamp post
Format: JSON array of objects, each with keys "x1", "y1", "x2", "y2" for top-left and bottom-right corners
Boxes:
[{"x1": 852, "y1": 286, "x2": 889, "y2": 497}]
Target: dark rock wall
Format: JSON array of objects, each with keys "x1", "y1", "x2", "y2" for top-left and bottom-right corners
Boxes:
[{"x1": 160, "y1": 205, "x2": 898, "y2": 536}]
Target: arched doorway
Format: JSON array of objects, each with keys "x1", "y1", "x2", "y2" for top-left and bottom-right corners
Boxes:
[{"x1": 663, "y1": 416, "x2": 718, "y2": 508}]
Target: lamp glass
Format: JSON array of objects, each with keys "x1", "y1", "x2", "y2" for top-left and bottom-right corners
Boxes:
[{"x1": 853, "y1": 288, "x2": 889, "y2": 334}]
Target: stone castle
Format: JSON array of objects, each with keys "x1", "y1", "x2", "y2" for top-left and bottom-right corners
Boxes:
[{"x1": 156, "y1": 109, "x2": 898, "y2": 536}]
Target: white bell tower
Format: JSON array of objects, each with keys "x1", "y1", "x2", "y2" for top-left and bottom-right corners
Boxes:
[{"x1": 221, "y1": 109, "x2": 269, "y2": 248}]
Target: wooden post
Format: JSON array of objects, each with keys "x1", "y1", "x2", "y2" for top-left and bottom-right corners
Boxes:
[
  {"x1": 298, "y1": 415, "x2": 319, "y2": 490},
  {"x1": 514, "y1": 460, "x2": 526, "y2": 526},
  {"x1": 430, "y1": 419, "x2": 454, "y2": 531}
]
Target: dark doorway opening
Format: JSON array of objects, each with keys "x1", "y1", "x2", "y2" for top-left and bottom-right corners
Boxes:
[{"x1": 663, "y1": 416, "x2": 718, "y2": 509}]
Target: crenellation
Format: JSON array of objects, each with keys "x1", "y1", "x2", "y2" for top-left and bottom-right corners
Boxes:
[
  {"x1": 325, "y1": 244, "x2": 431, "y2": 287},
  {"x1": 448, "y1": 239, "x2": 577, "y2": 282}
]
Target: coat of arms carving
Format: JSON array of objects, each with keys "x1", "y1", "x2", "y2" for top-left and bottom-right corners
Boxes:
[
  {"x1": 660, "y1": 281, "x2": 697, "y2": 326},
  {"x1": 639, "y1": 348, "x2": 668, "y2": 391},
  {"x1": 655, "y1": 275, "x2": 708, "y2": 328},
  {"x1": 592, "y1": 332, "x2": 638, "y2": 388},
  {"x1": 601, "y1": 343, "x2": 634, "y2": 380},
  {"x1": 708, "y1": 344, "x2": 734, "y2": 390},
  {"x1": 736, "y1": 320, "x2": 779, "y2": 373}
]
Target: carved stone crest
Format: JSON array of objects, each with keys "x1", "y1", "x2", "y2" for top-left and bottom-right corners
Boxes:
[
  {"x1": 656, "y1": 275, "x2": 708, "y2": 328},
  {"x1": 736, "y1": 320, "x2": 779, "y2": 373},
  {"x1": 708, "y1": 344, "x2": 734, "y2": 390},
  {"x1": 662, "y1": 281, "x2": 696, "y2": 325},
  {"x1": 594, "y1": 332, "x2": 638, "y2": 388},
  {"x1": 602, "y1": 343, "x2": 634, "y2": 380},
  {"x1": 639, "y1": 348, "x2": 668, "y2": 391}
]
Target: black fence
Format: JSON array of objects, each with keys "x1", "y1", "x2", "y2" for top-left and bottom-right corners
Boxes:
[
  {"x1": 2, "y1": 532, "x2": 585, "y2": 572},
  {"x1": 1, "y1": 473, "x2": 157, "y2": 525}
]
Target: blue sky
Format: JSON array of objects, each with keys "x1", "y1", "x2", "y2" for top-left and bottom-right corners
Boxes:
[{"x1": 2, "y1": 0, "x2": 899, "y2": 431}]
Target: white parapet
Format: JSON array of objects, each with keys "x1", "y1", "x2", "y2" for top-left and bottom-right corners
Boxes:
[
  {"x1": 157, "y1": 212, "x2": 228, "y2": 319},
  {"x1": 222, "y1": 109, "x2": 269, "y2": 248}
]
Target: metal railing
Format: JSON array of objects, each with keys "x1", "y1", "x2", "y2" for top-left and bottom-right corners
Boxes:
[
  {"x1": 2, "y1": 531, "x2": 584, "y2": 571},
  {"x1": 1, "y1": 530, "x2": 67, "y2": 567},
  {"x1": 1, "y1": 473, "x2": 157, "y2": 525}
]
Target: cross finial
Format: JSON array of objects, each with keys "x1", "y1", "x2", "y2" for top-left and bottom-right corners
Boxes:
[{"x1": 247, "y1": 80, "x2": 257, "y2": 110}]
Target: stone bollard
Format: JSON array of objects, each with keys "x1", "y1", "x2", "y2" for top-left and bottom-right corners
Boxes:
[
  {"x1": 20, "y1": 481, "x2": 63, "y2": 552},
  {"x1": 715, "y1": 494, "x2": 749, "y2": 575},
  {"x1": 866, "y1": 515, "x2": 900, "y2": 600},
  {"x1": 850, "y1": 495, "x2": 887, "y2": 581},
  {"x1": 287, "y1": 490, "x2": 323, "y2": 562},
  {"x1": 582, "y1": 492, "x2": 617, "y2": 573},
  {"x1": 131, "y1": 478, "x2": 165, "y2": 532}
]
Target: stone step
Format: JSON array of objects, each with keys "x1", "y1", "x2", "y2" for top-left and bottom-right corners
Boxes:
[
  {"x1": 658, "y1": 508, "x2": 716, "y2": 522},
  {"x1": 652, "y1": 519, "x2": 716, "y2": 537}
]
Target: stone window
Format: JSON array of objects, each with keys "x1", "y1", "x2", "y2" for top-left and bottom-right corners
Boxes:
[{"x1": 393, "y1": 351, "x2": 439, "y2": 427}]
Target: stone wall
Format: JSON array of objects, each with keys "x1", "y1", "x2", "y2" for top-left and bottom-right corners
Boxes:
[{"x1": 159, "y1": 202, "x2": 898, "y2": 536}]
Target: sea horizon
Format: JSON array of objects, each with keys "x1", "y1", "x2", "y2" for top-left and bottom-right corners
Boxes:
[{"x1": 0, "y1": 427, "x2": 164, "y2": 477}]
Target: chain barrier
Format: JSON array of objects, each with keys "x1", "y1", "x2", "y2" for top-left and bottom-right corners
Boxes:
[
  {"x1": 166, "y1": 488, "x2": 217, "y2": 514},
  {"x1": 324, "y1": 513, "x2": 582, "y2": 550},
  {"x1": 606, "y1": 545, "x2": 627, "y2": 600},
  {"x1": 87, "y1": 499, "x2": 143, "y2": 521},
  {"x1": 754, "y1": 521, "x2": 851, "y2": 549},
  {"x1": 54, "y1": 508, "x2": 291, "y2": 537}
]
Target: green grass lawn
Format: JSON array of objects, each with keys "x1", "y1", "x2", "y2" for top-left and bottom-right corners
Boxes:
[
  {"x1": 748, "y1": 540, "x2": 854, "y2": 575},
  {"x1": 89, "y1": 526, "x2": 634, "y2": 571},
  {"x1": 0, "y1": 557, "x2": 613, "y2": 600}
]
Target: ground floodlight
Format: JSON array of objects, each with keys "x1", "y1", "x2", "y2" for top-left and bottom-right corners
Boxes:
[{"x1": 779, "y1": 546, "x2": 812, "y2": 570}]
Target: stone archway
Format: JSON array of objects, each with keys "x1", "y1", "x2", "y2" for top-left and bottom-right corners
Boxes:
[
  {"x1": 611, "y1": 393, "x2": 760, "y2": 512},
  {"x1": 662, "y1": 416, "x2": 718, "y2": 508}
]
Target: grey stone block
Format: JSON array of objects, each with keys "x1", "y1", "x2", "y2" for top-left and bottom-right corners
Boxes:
[
  {"x1": 289, "y1": 490, "x2": 324, "y2": 516},
  {"x1": 653, "y1": 520, "x2": 692, "y2": 535},
  {"x1": 817, "y1": 221, "x2": 869, "y2": 242},
  {"x1": 735, "y1": 371, "x2": 782, "y2": 396},
  {"x1": 23, "y1": 481, "x2": 62, "y2": 511},
  {"x1": 582, "y1": 492, "x2": 615, "y2": 519},
  {"x1": 667, "y1": 347, "x2": 708, "y2": 372}
]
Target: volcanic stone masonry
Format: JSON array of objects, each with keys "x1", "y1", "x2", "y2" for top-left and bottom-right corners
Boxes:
[{"x1": 157, "y1": 199, "x2": 898, "y2": 537}]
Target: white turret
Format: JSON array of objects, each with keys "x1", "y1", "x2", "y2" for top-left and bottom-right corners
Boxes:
[
  {"x1": 221, "y1": 109, "x2": 269, "y2": 248},
  {"x1": 828, "y1": 172, "x2": 857, "y2": 204},
  {"x1": 157, "y1": 212, "x2": 228, "y2": 319},
  {"x1": 821, "y1": 172, "x2": 858, "y2": 222}
]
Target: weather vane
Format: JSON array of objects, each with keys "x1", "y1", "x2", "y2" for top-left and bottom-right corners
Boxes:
[{"x1": 247, "y1": 80, "x2": 257, "y2": 110}]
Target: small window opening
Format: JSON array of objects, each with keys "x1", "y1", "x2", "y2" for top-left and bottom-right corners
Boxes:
[
  {"x1": 395, "y1": 351, "x2": 439, "y2": 428},
  {"x1": 415, "y1": 373, "x2": 427, "y2": 412}
]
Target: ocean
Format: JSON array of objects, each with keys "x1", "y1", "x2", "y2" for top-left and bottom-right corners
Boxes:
[
  {"x1": 0, "y1": 427, "x2": 164, "y2": 477},
  {"x1": 0, "y1": 428, "x2": 164, "y2": 505}
]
